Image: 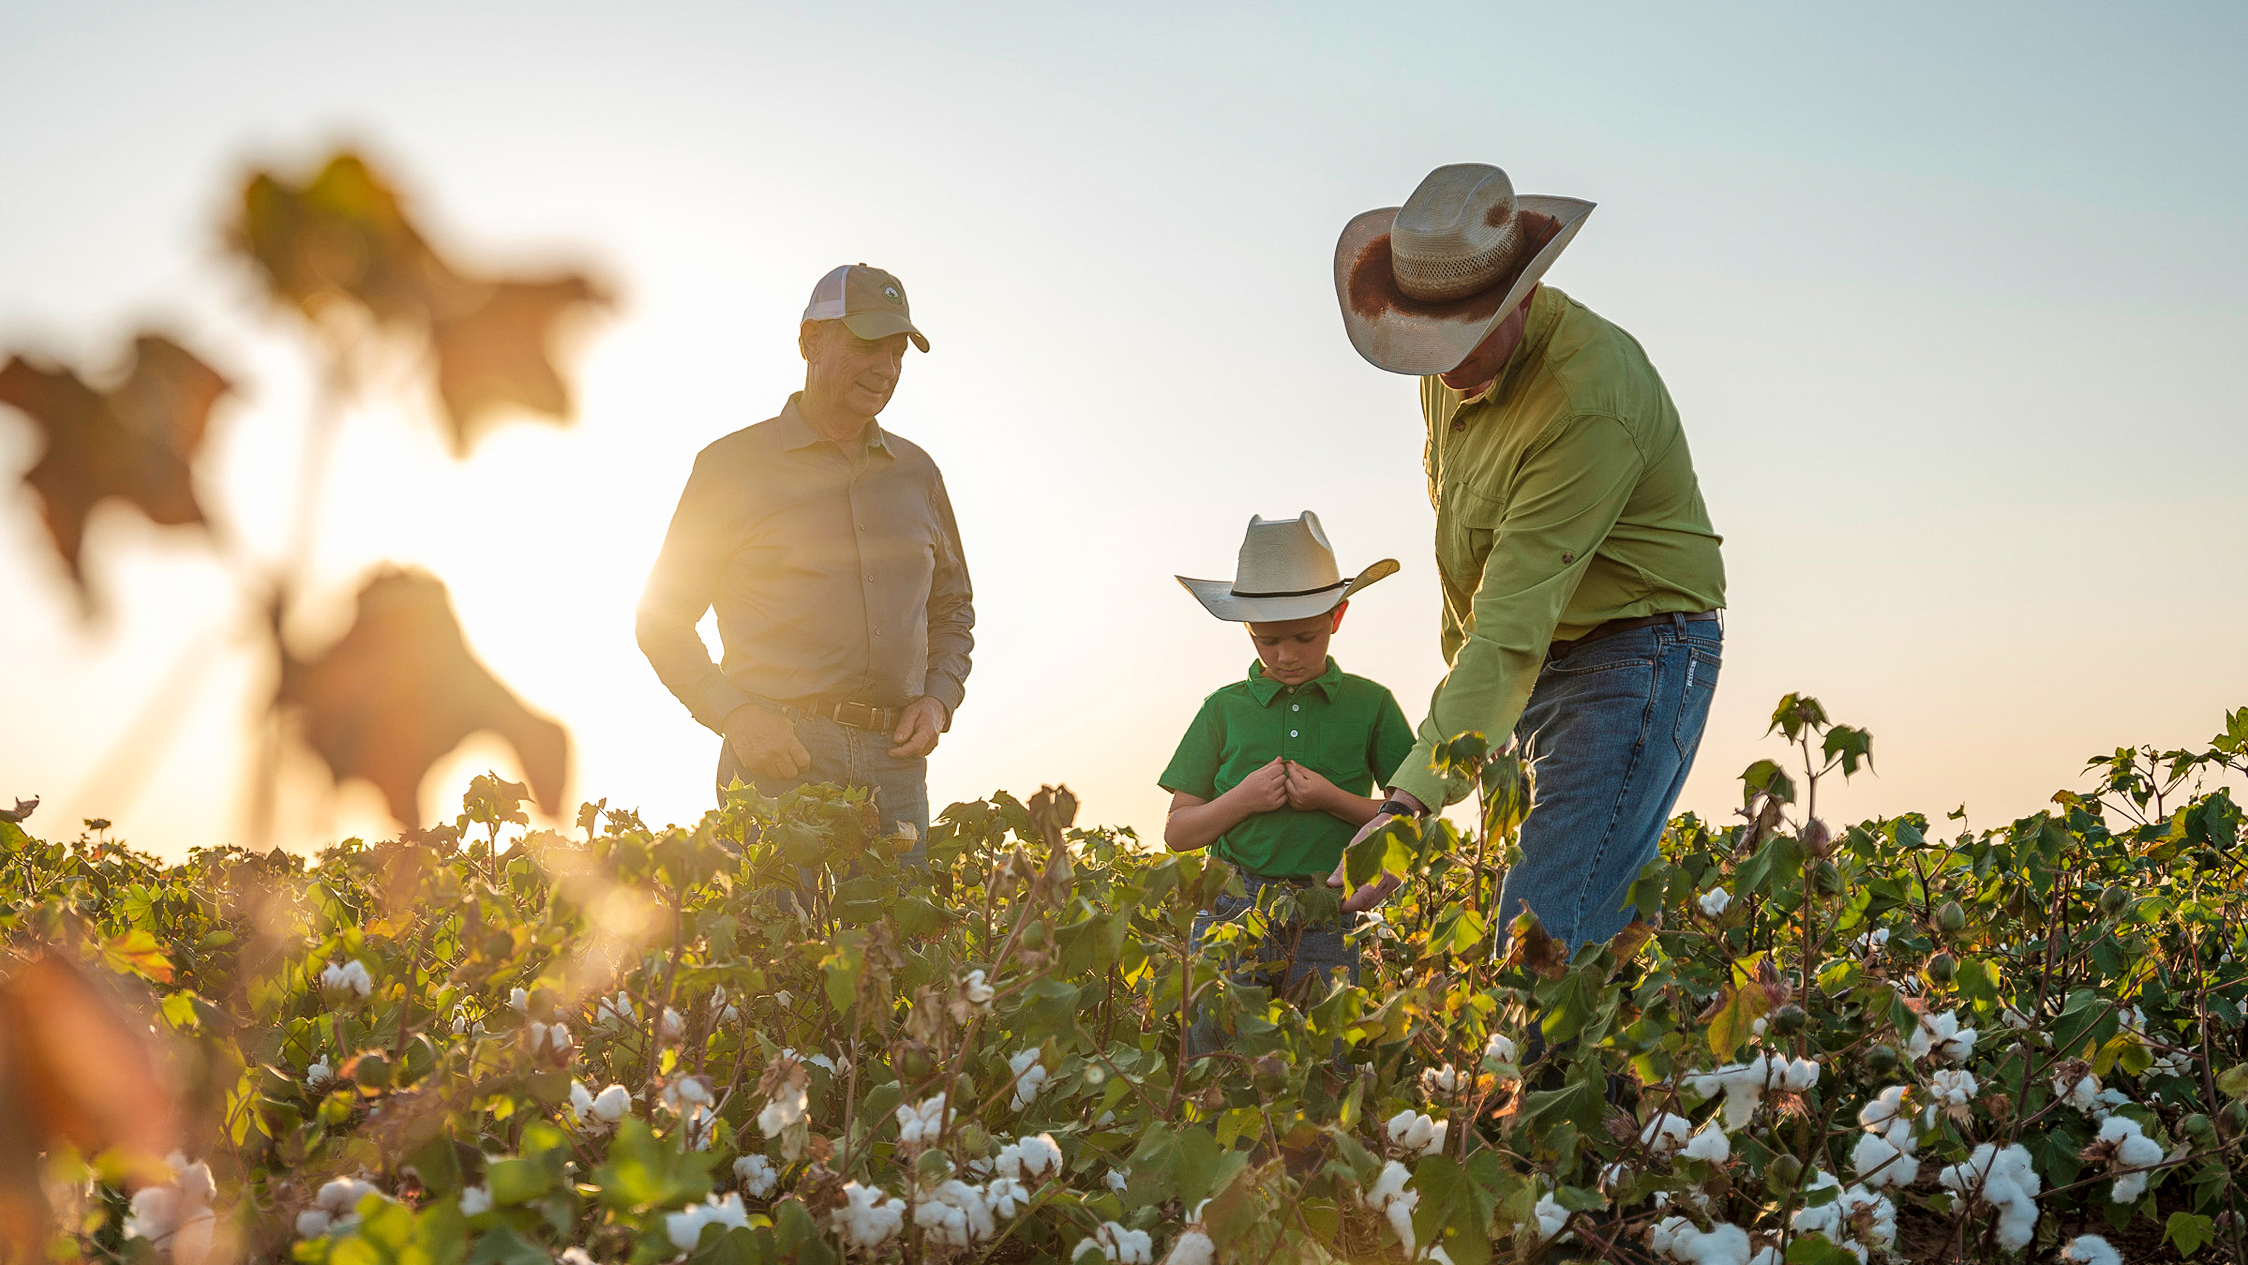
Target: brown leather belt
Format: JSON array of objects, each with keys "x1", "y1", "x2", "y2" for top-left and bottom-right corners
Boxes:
[
  {"x1": 760, "y1": 696, "x2": 902, "y2": 734},
  {"x1": 1548, "y1": 610, "x2": 1719, "y2": 660}
]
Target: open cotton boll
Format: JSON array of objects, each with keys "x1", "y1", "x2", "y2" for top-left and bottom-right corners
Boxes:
[
  {"x1": 1163, "y1": 1227, "x2": 1215, "y2": 1265},
  {"x1": 830, "y1": 1183, "x2": 905, "y2": 1248},
  {"x1": 733, "y1": 1154, "x2": 778, "y2": 1199},
  {"x1": 1076, "y1": 1221, "x2": 1154, "y2": 1265},
  {"x1": 1358, "y1": 1161, "x2": 1419, "y2": 1253},
  {"x1": 916, "y1": 1179, "x2": 998, "y2": 1247},
  {"x1": 305, "y1": 1057, "x2": 334, "y2": 1092},
  {"x1": 594, "y1": 991, "x2": 636, "y2": 1026},
  {"x1": 589, "y1": 1083, "x2": 631, "y2": 1124},
  {"x1": 2061, "y1": 1235, "x2": 2122, "y2": 1265},
  {"x1": 1857, "y1": 1086, "x2": 1908, "y2": 1134},
  {"x1": 1385, "y1": 1110, "x2": 1447, "y2": 1157},
  {"x1": 509, "y1": 987, "x2": 529, "y2": 1013},
  {"x1": 1850, "y1": 1132, "x2": 1919, "y2": 1190},
  {"x1": 2095, "y1": 1116, "x2": 2166, "y2": 1202},
  {"x1": 660, "y1": 1075, "x2": 714, "y2": 1115},
  {"x1": 997, "y1": 1132, "x2": 1062, "y2": 1183},
  {"x1": 1911, "y1": 1010, "x2": 1976, "y2": 1063},
  {"x1": 1009, "y1": 1049, "x2": 1049, "y2": 1109},
  {"x1": 1482, "y1": 1030, "x2": 1518, "y2": 1067},
  {"x1": 1419, "y1": 1064, "x2": 1460, "y2": 1097},
  {"x1": 125, "y1": 1153, "x2": 218, "y2": 1260},
  {"x1": 963, "y1": 969, "x2": 995, "y2": 1007},
  {"x1": 1937, "y1": 1144, "x2": 2041, "y2": 1251},
  {"x1": 664, "y1": 1193, "x2": 750, "y2": 1251},
  {"x1": 1650, "y1": 1218, "x2": 1752, "y2": 1265},
  {"x1": 1639, "y1": 1112, "x2": 1694, "y2": 1156},
  {"x1": 894, "y1": 1094, "x2": 952, "y2": 1147},
  {"x1": 458, "y1": 1186, "x2": 492, "y2": 1216},
  {"x1": 1928, "y1": 1068, "x2": 1976, "y2": 1108},
  {"x1": 319, "y1": 959, "x2": 373, "y2": 1000},
  {"x1": 985, "y1": 1175, "x2": 1031, "y2": 1218},
  {"x1": 1783, "y1": 1058, "x2": 1821, "y2": 1092},
  {"x1": 1531, "y1": 1193, "x2": 1570, "y2": 1243},
  {"x1": 1696, "y1": 887, "x2": 1732, "y2": 917},
  {"x1": 2056, "y1": 1071, "x2": 2101, "y2": 1112},
  {"x1": 1681, "y1": 1119, "x2": 1732, "y2": 1163}
]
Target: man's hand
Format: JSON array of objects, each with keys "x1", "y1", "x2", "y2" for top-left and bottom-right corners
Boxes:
[
  {"x1": 722, "y1": 703, "x2": 812, "y2": 781},
  {"x1": 1326, "y1": 789, "x2": 1428, "y2": 913},
  {"x1": 888, "y1": 696, "x2": 949, "y2": 759},
  {"x1": 1226, "y1": 757, "x2": 1289, "y2": 814},
  {"x1": 1283, "y1": 761, "x2": 1342, "y2": 814}
]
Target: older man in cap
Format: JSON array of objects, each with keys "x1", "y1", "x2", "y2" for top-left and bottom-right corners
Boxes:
[
  {"x1": 1327, "y1": 165, "x2": 1726, "y2": 949},
  {"x1": 637, "y1": 263, "x2": 972, "y2": 850}
]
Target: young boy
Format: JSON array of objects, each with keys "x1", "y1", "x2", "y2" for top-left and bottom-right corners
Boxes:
[{"x1": 1160, "y1": 512, "x2": 1415, "y2": 1055}]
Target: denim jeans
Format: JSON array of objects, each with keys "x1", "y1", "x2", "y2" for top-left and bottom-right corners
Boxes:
[
  {"x1": 1497, "y1": 618, "x2": 1721, "y2": 951},
  {"x1": 715, "y1": 714, "x2": 931, "y2": 860},
  {"x1": 1185, "y1": 875, "x2": 1359, "y2": 1059}
]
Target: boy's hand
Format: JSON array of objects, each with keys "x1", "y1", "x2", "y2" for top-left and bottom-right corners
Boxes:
[
  {"x1": 1283, "y1": 761, "x2": 1341, "y2": 813},
  {"x1": 1227, "y1": 757, "x2": 1289, "y2": 814}
]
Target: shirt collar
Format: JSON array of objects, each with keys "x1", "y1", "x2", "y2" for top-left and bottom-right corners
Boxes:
[
  {"x1": 1245, "y1": 656, "x2": 1344, "y2": 705},
  {"x1": 778, "y1": 393, "x2": 893, "y2": 456}
]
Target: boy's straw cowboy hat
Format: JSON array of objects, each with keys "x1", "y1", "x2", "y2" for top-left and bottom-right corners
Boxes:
[
  {"x1": 1178, "y1": 511, "x2": 1398, "y2": 623},
  {"x1": 1333, "y1": 163, "x2": 1594, "y2": 375}
]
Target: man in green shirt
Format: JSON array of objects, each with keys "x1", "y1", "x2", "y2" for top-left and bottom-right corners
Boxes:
[
  {"x1": 1161, "y1": 512, "x2": 1414, "y2": 1053},
  {"x1": 1326, "y1": 163, "x2": 1726, "y2": 950}
]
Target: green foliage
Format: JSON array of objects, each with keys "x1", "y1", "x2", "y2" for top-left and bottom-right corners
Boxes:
[{"x1": 5, "y1": 700, "x2": 2248, "y2": 1264}]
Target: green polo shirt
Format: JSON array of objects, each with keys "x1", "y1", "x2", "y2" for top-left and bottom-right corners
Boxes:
[{"x1": 1159, "y1": 658, "x2": 1416, "y2": 880}]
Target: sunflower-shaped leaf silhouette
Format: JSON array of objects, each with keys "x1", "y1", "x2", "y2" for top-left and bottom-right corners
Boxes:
[
  {"x1": 0, "y1": 334, "x2": 230, "y2": 606},
  {"x1": 278, "y1": 567, "x2": 568, "y2": 825},
  {"x1": 230, "y1": 152, "x2": 608, "y2": 454}
]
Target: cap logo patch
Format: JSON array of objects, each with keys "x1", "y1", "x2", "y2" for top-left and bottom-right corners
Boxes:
[{"x1": 883, "y1": 286, "x2": 902, "y2": 304}]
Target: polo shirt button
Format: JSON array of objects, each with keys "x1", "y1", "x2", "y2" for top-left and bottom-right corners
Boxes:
[{"x1": 1290, "y1": 729, "x2": 1299, "y2": 738}]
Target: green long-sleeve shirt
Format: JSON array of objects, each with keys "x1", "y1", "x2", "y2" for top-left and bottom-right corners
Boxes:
[{"x1": 1386, "y1": 285, "x2": 1725, "y2": 810}]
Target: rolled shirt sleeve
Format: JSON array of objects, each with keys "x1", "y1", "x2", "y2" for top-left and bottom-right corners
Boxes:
[
  {"x1": 635, "y1": 450, "x2": 756, "y2": 734},
  {"x1": 920, "y1": 469, "x2": 975, "y2": 725},
  {"x1": 1388, "y1": 415, "x2": 1645, "y2": 808}
]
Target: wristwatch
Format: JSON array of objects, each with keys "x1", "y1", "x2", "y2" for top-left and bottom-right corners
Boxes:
[{"x1": 1374, "y1": 797, "x2": 1424, "y2": 820}]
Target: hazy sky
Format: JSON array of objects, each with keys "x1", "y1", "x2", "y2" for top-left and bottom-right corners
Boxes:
[{"x1": 4, "y1": 1, "x2": 2244, "y2": 857}]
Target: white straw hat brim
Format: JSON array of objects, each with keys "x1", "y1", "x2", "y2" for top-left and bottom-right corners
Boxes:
[
  {"x1": 1334, "y1": 194, "x2": 1594, "y2": 375},
  {"x1": 1176, "y1": 558, "x2": 1399, "y2": 623}
]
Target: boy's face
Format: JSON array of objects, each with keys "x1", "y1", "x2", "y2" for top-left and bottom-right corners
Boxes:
[{"x1": 1246, "y1": 602, "x2": 1347, "y2": 686}]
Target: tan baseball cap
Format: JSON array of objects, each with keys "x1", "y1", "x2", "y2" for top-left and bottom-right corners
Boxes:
[{"x1": 802, "y1": 263, "x2": 929, "y2": 352}]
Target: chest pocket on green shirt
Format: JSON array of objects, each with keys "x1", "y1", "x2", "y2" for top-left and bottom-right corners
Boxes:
[{"x1": 1438, "y1": 483, "x2": 1506, "y2": 590}]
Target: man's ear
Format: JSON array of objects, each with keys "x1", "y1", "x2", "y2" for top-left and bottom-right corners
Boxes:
[
  {"x1": 798, "y1": 320, "x2": 821, "y2": 363},
  {"x1": 1330, "y1": 601, "x2": 1350, "y2": 632}
]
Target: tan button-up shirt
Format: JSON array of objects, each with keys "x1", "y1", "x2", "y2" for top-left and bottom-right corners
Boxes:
[{"x1": 636, "y1": 394, "x2": 974, "y2": 732}]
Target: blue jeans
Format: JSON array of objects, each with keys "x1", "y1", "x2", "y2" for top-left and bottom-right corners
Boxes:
[
  {"x1": 1185, "y1": 875, "x2": 1359, "y2": 1059},
  {"x1": 715, "y1": 714, "x2": 930, "y2": 861},
  {"x1": 1497, "y1": 618, "x2": 1721, "y2": 950}
]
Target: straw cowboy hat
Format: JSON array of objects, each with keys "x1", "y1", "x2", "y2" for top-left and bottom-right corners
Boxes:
[
  {"x1": 1333, "y1": 163, "x2": 1594, "y2": 375},
  {"x1": 1178, "y1": 511, "x2": 1399, "y2": 623}
]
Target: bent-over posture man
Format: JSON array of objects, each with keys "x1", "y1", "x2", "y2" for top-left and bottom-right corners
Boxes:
[
  {"x1": 1327, "y1": 163, "x2": 1726, "y2": 949},
  {"x1": 637, "y1": 264, "x2": 973, "y2": 849}
]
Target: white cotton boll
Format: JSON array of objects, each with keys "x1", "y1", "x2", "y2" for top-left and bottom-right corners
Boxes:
[
  {"x1": 1357, "y1": 1161, "x2": 1421, "y2": 1254},
  {"x1": 527, "y1": 1021, "x2": 572, "y2": 1059},
  {"x1": 964, "y1": 969, "x2": 996, "y2": 1007},
  {"x1": 1105, "y1": 1168, "x2": 1130, "y2": 1194},
  {"x1": 591, "y1": 1084, "x2": 632, "y2": 1124},
  {"x1": 1656, "y1": 1221, "x2": 1753, "y2": 1265},
  {"x1": 1857, "y1": 1086, "x2": 1908, "y2": 1134},
  {"x1": 1937, "y1": 1144, "x2": 2040, "y2": 1251},
  {"x1": 1682, "y1": 1119, "x2": 1732, "y2": 1163},
  {"x1": 1384, "y1": 1195, "x2": 1417, "y2": 1255},
  {"x1": 1640, "y1": 1112, "x2": 1694, "y2": 1156},
  {"x1": 1697, "y1": 887, "x2": 1732, "y2": 917},
  {"x1": 294, "y1": 1210, "x2": 333, "y2": 1239},
  {"x1": 1385, "y1": 1110, "x2": 1447, "y2": 1157},
  {"x1": 1483, "y1": 1032, "x2": 1518, "y2": 1066},
  {"x1": 2061, "y1": 1235, "x2": 2122, "y2": 1265},
  {"x1": 1854, "y1": 927, "x2": 1889, "y2": 954},
  {"x1": 594, "y1": 992, "x2": 636, "y2": 1026},
  {"x1": 661, "y1": 1075, "x2": 715, "y2": 1115},
  {"x1": 831, "y1": 1183, "x2": 906, "y2": 1248},
  {"x1": 1790, "y1": 1171, "x2": 1844, "y2": 1238},
  {"x1": 985, "y1": 1175, "x2": 1031, "y2": 1219},
  {"x1": 1850, "y1": 1133, "x2": 1918, "y2": 1190},
  {"x1": 306, "y1": 1057, "x2": 334, "y2": 1092},
  {"x1": 1008, "y1": 1049, "x2": 1048, "y2": 1110},
  {"x1": 1914, "y1": 1011, "x2": 1976, "y2": 1063},
  {"x1": 895, "y1": 1094, "x2": 952, "y2": 1148},
  {"x1": 1840, "y1": 1186, "x2": 1898, "y2": 1253},
  {"x1": 664, "y1": 1193, "x2": 750, "y2": 1251},
  {"x1": 2097, "y1": 1116, "x2": 2165, "y2": 1203},
  {"x1": 1784, "y1": 1058, "x2": 1821, "y2": 1092},
  {"x1": 320, "y1": 960, "x2": 373, "y2": 1000},
  {"x1": 315, "y1": 1177, "x2": 382, "y2": 1216},
  {"x1": 1003, "y1": 1132, "x2": 1061, "y2": 1182},
  {"x1": 1532, "y1": 1193, "x2": 1569, "y2": 1243},
  {"x1": 915, "y1": 1180, "x2": 996, "y2": 1247},
  {"x1": 569, "y1": 1080, "x2": 595, "y2": 1124},
  {"x1": 659, "y1": 1007, "x2": 684, "y2": 1041},
  {"x1": 734, "y1": 1154, "x2": 778, "y2": 1199},
  {"x1": 1650, "y1": 1215, "x2": 1690, "y2": 1256},
  {"x1": 509, "y1": 987, "x2": 529, "y2": 1013},
  {"x1": 458, "y1": 1186, "x2": 491, "y2": 1216},
  {"x1": 1419, "y1": 1064, "x2": 1460, "y2": 1097},
  {"x1": 758, "y1": 1080, "x2": 808, "y2": 1136},
  {"x1": 1162, "y1": 1227, "x2": 1214, "y2": 1265},
  {"x1": 1748, "y1": 1250, "x2": 1781, "y2": 1265},
  {"x1": 1083, "y1": 1222, "x2": 1154, "y2": 1265},
  {"x1": 2057, "y1": 1072, "x2": 2101, "y2": 1112},
  {"x1": 559, "y1": 1251, "x2": 594, "y2": 1265},
  {"x1": 1750, "y1": 1016, "x2": 1768, "y2": 1038},
  {"x1": 1929, "y1": 1068, "x2": 1976, "y2": 1107}
]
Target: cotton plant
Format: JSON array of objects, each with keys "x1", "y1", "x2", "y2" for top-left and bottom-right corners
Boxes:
[
  {"x1": 1684, "y1": 1054, "x2": 1815, "y2": 1130},
  {"x1": 1103, "y1": 1167, "x2": 1130, "y2": 1194},
  {"x1": 1418, "y1": 1063, "x2": 1461, "y2": 1098},
  {"x1": 733, "y1": 1154, "x2": 778, "y2": 1200},
  {"x1": 831, "y1": 1183, "x2": 907, "y2": 1250},
  {"x1": 305, "y1": 1056, "x2": 335, "y2": 1093},
  {"x1": 1648, "y1": 1215, "x2": 1754, "y2": 1265},
  {"x1": 319, "y1": 959, "x2": 372, "y2": 1001},
  {"x1": 593, "y1": 990, "x2": 637, "y2": 1027},
  {"x1": 1384, "y1": 1109, "x2": 1448, "y2": 1158},
  {"x1": 2055, "y1": 1068, "x2": 2101, "y2": 1113},
  {"x1": 1936, "y1": 1142, "x2": 2041, "y2": 1250},
  {"x1": 1008, "y1": 1047, "x2": 1049, "y2": 1109},
  {"x1": 1850, "y1": 1086, "x2": 1920, "y2": 1190},
  {"x1": 125, "y1": 1152, "x2": 217, "y2": 1264},
  {"x1": 760, "y1": 1056, "x2": 812, "y2": 1139},
  {"x1": 1790, "y1": 1170, "x2": 1896, "y2": 1265},
  {"x1": 1481, "y1": 1031, "x2": 1518, "y2": 1067},
  {"x1": 1927, "y1": 1067, "x2": 1977, "y2": 1112},
  {"x1": 659, "y1": 1073, "x2": 714, "y2": 1116},
  {"x1": 664, "y1": 1193, "x2": 750, "y2": 1250},
  {"x1": 1161, "y1": 1225, "x2": 1215, "y2": 1265},
  {"x1": 1527, "y1": 1191, "x2": 1570, "y2": 1245},
  {"x1": 1076, "y1": 1221, "x2": 1154, "y2": 1265},
  {"x1": 1680, "y1": 1118, "x2": 1731, "y2": 1163},
  {"x1": 2089, "y1": 1115, "x2": 2166, "y2": 1202},
  {"x1": 295, "y1": 1176, "x2": 381, "y2": 1238},
  {"x1": 1359, "y1": 1160, "x2": 1420, "y2": 1254},
  {"x1": 525, "y1": 1019, "x2": 572, "y2": 1060},
  {"x1": 1638, "y1": 1112, "x2": 1693, "y2": 1157}
]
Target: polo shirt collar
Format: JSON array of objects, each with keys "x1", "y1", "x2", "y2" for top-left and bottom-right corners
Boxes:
[
  {"x1": 1245, "y1": 656, "x2": 1344, "y2": 705},
  {"x1": 778, "y1": 393, "x2": 893, "y2": 456}
]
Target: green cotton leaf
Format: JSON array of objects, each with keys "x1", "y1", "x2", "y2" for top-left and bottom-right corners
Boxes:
[
  {"x1": 1344, "y1": 816, "x2": 1417, "y2": 890},
  {"x1": 1740, "y1": 759, "x2": 1796, "y2": 808},
  {"x1": 1822, "y1": 725, "x2": 1874, "y2": 777},
  {"x1": 2214, "y1": 1063, "x2": 2248, "y2": 1099},
  {"x1": 1536, "y1": 970, "x2": 1599, "y2": 1046},
  {"x1": 485, "y1": 1157, "x2": 556, "y2": 1206},
  {"x1": 820, "y1": 929, "x2": 866, "y2": 1017},
  {"x1": 1431, "y1": 731, "x2": 1492, "y2": 777},
  {"x1": 773, "y1": 1200, "x2": 835, "y2": 1265},
  {"x1": 1478, "y1": 753, "x2": 1534, "y2": 839},
  {"x1": 1408, "y1": 1155, "x2": 1498, "y2": 1265},
  {"x1": 592, "y1": 1118, "x2": 715, "y2": 1212},
  {"x1": 1767, "y1": 693, "x2": 1829, "y2": 741},
  {"x1": 1785, "y1": 1236, "x2": 1862, "y2": 1265},
  {"x1": 1953, "y1": 956, "x2": 2001, "y2": 1006},
  {"x1": 2168, "y1": 1211, "x2": 2216, "y2": 1257},
  {"x1": 467, "y1": 1228, "x2": 550, "y2": 1265},
  {"x1": 685, "y1": 1227, "x2": 772, "y2": 1265},
  {"x1": 1708, "y1": 983, "x2": 1772, "y2": 1061},
  {"x1": 889, "y1": 895, "x2": 948, "y2": 939},
  {"x1": 2051, "y1": 989, "x2": 2122, "y2": 1060},
  {"x1": 1521, "y1": 1064, "x2": 1607, "y2": 1136}
]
